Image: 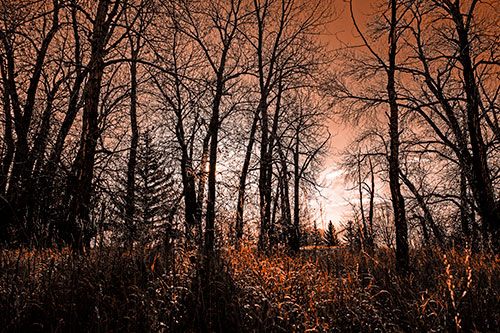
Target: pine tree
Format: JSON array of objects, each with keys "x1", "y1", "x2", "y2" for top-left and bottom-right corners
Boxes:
[
  {"x1": 112, "y1": 128, "x2": 177, "y2": 245},
  {"x1": 341, "y1": 219, "x2": 362, "y2": 250},
  {"x1": 134, "y1": 129, "x2": 176, "y2": 244},
  {"x1": 324, "y1": 220, "x2": 339, "y2": 247}
]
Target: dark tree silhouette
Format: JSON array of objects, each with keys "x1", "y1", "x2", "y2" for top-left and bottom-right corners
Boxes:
[{"x1": 324, "y1": 221, "x2": 339, "y2": 247}]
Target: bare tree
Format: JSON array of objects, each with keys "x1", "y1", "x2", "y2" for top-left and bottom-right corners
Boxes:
[
  {"x1": 395, "y1": 0, "x2": 500, "y2": 249},
  {"x1": 340, "y1": 0, "x2": 409, "y2": 270},
  {"x1": 283, "y1": 91, "x2": 330, "y2": 252},
  {"x1": 0, "y1": 0, "x2": 62, "y2": 244},
  {"x1": 243, "y1": 0, "x2": 332, "y2": 251},
  {"x1": 342, "y1": 145, "x2": 377, "y2": 250},
  {"x1": 64, "y1": 0, "x2": 126, "y2": 249},
  {"x1": 157, "y1": 0, "x2": 250, "y2": 256},
  {"x1": 123, "y1": 0, "x2": 152, "y2": 244}
]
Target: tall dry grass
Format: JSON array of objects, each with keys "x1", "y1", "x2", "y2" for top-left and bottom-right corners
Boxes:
[
  {"x1": 1, "y1": 245, "x2": 498, "y2": 332},
  {"x1": 227, "y1": 246, "x2": 500, "y2": 331}
]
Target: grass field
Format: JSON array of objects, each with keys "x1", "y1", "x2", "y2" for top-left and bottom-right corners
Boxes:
[{"x1": 1, "y1": 245, "x2": 499, "y2": 332}]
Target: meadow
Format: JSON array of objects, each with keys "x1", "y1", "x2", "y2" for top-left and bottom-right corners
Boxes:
[{"x1": 1, "y1": 245, "x2": 499, "y2": 332}]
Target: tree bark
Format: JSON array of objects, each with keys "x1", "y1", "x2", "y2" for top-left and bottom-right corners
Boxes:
[
  {"x1": 357, "y1": 153, "x2": 368, "y2": 249},
  {"x1": 0, "y1": 62, "x2": 13, "y2": 197},
  {"x1": 400, "y1": 170, "x2": 443, "y2": 245},
  {"x1": 277, "y1": 141, "x2": 292, "y2": 245},
  {"x1": 204, "y1": 71, "x2": 224, "y2": 257},
  {"x1": 367, "y1": 156, "x2": 375, "y2": 248},
  {"x1": 258, "y1": 98, "x2": 271, "y2": 251},
  {"x1": 387, "y1": 0, "x2": 409, "y2": 272},
  {"x1": 64, "y1": 0, "x2": 118, "y2": 249},
  {"x1": 447, "y1": 0, "x2": 500, "y2": 249},
  {"x1": 6, "y1": 1, "x2": 60, "y2": 205},
  {"x1": 459, "y1": 166, "x2": 472, "y2": 244},
  {"x1": 235, "y1": 110, "x2": 259, "y2": 246},
  {"x1": 0, "y1": 1, "x2": 60, "y2": 244},
  {"x1": 291, "y1": 123, "x2": 301, "y2": 252},
  {"x1": 125, "y1": 40, "x2": 140, "y2": 244}
]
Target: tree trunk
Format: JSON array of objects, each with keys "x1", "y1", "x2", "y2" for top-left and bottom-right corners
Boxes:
[
  {"x1": 22, "y1": 81, "x2": 61, "y2": 243},
  {"x1": 0, "y1": 64, "x2": 14, "y2": 197},
  {"x1": 6, "y1": 2, "x2": 60, "y2": 205},
  {"x1": 367, "y1": 156, "x2": 375, "y2": 248},
  {"x1": 179, "y1": 144, "x2": 198, "y2": 247},
  {"x1": 204, "y1": 73, "x2": 224, "y2": 257},
  {"x1": 459, "y1": 166, "x2": 472, "y2": 245},
  {"x1": 0, "y1": 1, "x2": 60, "y2": 244},
  {"x1": 357, "y1": 153, "x2": 368, "y2": 249},
  {"x1": 64, "y1": 0, "x2": 116, "y2": 250},
  {"x1": 269, "y1": 175, "x2": 281, "y2": 246},
  {"x1": 387, "y1": 0, "x2": 409, "y2": 272},
  {"x1": 291, "y1": 127, "x2": 301, "y2": 253},
  {"x1": 196, "y1": 132, "x2": 211, "y2": 243},
  {"x1": 277, "y1": 141, "x2": 292, "y2": 245},
  {"x1": 235, "y1": 110, "x2": 259, "y2": 246},
  {"x1": 400, "y1": 171, "x2": 443, "y2": 245},
  {"x1": 258, "y1": 98, "x2": 271, "y2": 251},
  {"x1": 448, "y1": 1, "x2": 500, "y2": 249},
  {"x1": 125, "y1": 43, "x2": 139, "y2": 244},
  {"x1": 0, "y1": 64, "x2": 14, "y2": 244},
  {"x1": 258, "y1": 78, "x2": 283, "y2": 251}
]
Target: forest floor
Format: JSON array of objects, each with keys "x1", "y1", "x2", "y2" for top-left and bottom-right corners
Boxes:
[{"x1": 1, "y1": 245, "x2": 499, "y2": 332}]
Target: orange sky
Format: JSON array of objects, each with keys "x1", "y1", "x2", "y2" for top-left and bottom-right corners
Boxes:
[{"x1": 312, "y1": 0, "x2": 374, "y2": 229}]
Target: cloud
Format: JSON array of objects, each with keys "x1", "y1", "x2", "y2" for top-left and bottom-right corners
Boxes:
[{"x1": 310, "y1": 165, "x2": 352, "y2": 229}]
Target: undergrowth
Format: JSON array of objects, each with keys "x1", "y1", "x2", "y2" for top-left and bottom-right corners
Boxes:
[{"x1": 0, "y1": 245, "x2": 498, "y2": 332}]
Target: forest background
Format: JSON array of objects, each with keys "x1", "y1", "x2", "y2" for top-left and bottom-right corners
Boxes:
[{"x1": 0, "y1": 0, "x2": 499, "y2": 331}]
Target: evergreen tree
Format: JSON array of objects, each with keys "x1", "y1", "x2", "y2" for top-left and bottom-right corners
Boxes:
[
  {"x1": 341, "y1": 219, "x2": 362, "y2": 250},
  {"x1": 112, "y1": 128, "x2": 177, "y2": 245},
  {"x1": 136, "y1": 129, "x2": 181, "y2": 244},
  {"x1": 324, "y1": 220, "x2": 339, "y2": 247}
]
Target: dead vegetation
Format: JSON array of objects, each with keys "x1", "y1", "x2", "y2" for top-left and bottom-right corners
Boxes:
[{"x1": 1, "y1": 246, "x2": 499, "y2": 332}]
